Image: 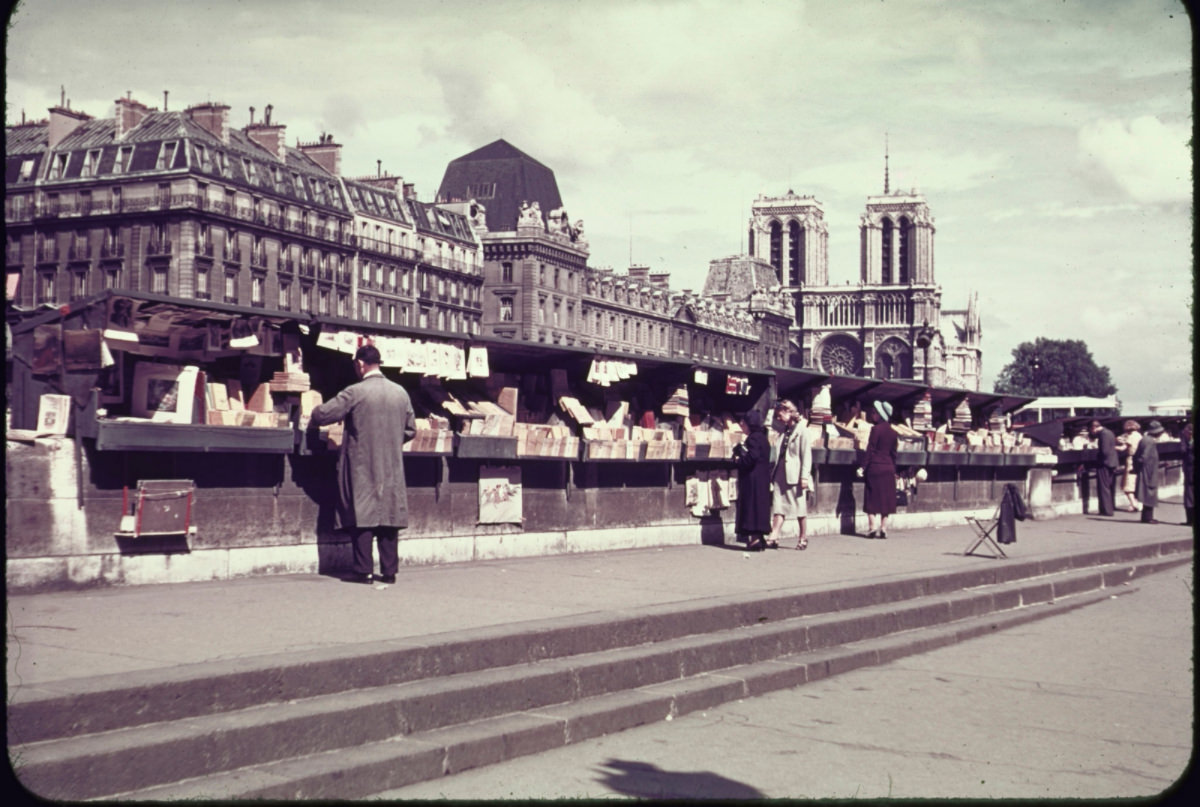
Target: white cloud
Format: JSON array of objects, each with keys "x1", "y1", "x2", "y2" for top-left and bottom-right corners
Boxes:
[{"x1": 1077, "y1": 116, "x2": 1191, "y2": 204}]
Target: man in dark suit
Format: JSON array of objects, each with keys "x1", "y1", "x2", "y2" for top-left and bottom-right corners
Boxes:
[
  {"x1": 1090, "y1": 419, "x2": 1119, "y2": 516},
  {"x1": 311, "y1": 344, "x2": 416, "y2": 585}
]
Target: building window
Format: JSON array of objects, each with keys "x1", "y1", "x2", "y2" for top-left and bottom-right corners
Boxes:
[
  {"x1": 319, "y1": 289, "x2": 330, "y2": 315},
  {"x1": 769, "y1": 221, "x2": 783, "y2": 277},
  {"x1": 375, "y1": 302, "x2": 383, "y2": 322},
  {"x1": 898, "y1": 216, "x2": 911, "y2": 283},
  {"x1": 19, "y1": 158, "x2": 35, "y2": 180},
  {"x1": 151, "y1": 266, "x2": 168, "y2": 294},
  {"x1": 881, "y1": 217, "x2": 894, "y2": 284},
  {"x1": 389, "y1": 305, "x2": 396, "y2": 325},
  {"x1": 788, "y1": 221, "x2": 804, "y2": 285},
  {"x1": 279, "y1": 281, "x2": 290, "y2": 310},
  {"x1": 251, "y1": 275, "x2": 264, "y2": 305},
  {"x1": 223, "y1": 272, "x2": 237, "y2": 302},
  {"x1": 72, "y1": 271, "x2": 88, "y2": 299},
  {"x1": 338, "y1": 294, "x2": 348, "y2": 317},
  {"x1": 538, "y1": 297, "x2": 546, "y2": 323},
  {"x1": 49, "y1": 153, "x2": 67, "y2": 180},
  {"x1": 500, "y1": 296, "x2": 514, "y2": 321},
  {"x1": 300, "y1": 285, "x2": 312, "y2": 313},
  {"x1": 157, "y1": 141, "x2": 177, "y2": 170},
  {"x1": 38, "y1": 272, "x2": 56, "y2": 303},
  {"x1": 437, "y1": 310, "x2": 446, "y2": 330},
  {"x1": 105, "y1": 267, "x2": 121, "y2": 289},
  {"x1": 501, "y1": 261, "x2": 512, "y2": 282},
  {"x1": 82, "y1": 150, "x2": 101, "y2": 178},
  {"x1": 196, "y1": 266, "x2": 210, "y2": 298}
]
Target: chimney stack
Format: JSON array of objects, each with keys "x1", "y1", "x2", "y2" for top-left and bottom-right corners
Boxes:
[
  {"x1": 297, "y1": 133, "x2": 342, "y2": 175},
  {"x1": 649, "y1": 271, "x2": 671, "y2": 290},
  {"x1": 48, "y1": 103, "x2": 92, "y2": 149},
  {"x1": 113, "y1": 95, "x2": 151, "y2": 140},
  {"x1": 244, "y1": 104, "x2": 286, "y2": 161},
  {"x1": 185, "y1": 102, "x2": 231, "y2": 142}
]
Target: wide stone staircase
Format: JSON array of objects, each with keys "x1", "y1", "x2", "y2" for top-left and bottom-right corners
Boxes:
[{"x1": 9, "y1": 538, "x2": 1192, "y2": 801}]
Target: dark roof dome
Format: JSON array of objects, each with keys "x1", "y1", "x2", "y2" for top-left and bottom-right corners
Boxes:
[{"x1": 436, "y1": 139, "x2": 564, "y2": 231}]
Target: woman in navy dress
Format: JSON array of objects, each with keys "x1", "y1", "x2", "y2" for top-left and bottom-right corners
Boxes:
[{"x1": 862, "y1": 400, "x2": 898, "y2": 539}]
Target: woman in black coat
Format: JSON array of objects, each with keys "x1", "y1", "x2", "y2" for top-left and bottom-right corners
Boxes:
[
  {"x1": 862, "y1": 400, "x2": 898, "y2": 539},
  {"x1": 733, "y1": 409, "x2": 773, "y2": 550}
]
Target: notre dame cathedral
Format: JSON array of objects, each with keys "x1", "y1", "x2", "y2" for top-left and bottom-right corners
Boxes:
[{"x1": 709, "y1": 165, "x2": 982, "y2": 390}]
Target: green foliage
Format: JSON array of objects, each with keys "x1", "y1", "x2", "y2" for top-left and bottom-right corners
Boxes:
[{"x1": 994, "y1": 337, "x2": 1117, "y2": 397}]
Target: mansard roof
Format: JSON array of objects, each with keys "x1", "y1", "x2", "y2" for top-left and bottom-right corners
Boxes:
[
  {"x1": 5, "y1": 109, "x2": 351, "y2": 214},
  {"x1": 405, "y1": 198, "x2": 476, "y2": 246},
  {"x1": 436, "y1": 138, "x2": 564, "y2": 232},
  {"x1": 343, "y1": 179, "x2": 410, "y2": 226}
]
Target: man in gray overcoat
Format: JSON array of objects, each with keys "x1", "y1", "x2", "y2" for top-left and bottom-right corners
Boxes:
[
  {"x1": 1133, "y1": 420, "x2": 1163, "y2": 525},
  {"x1": 311, "y1": 344, "x2": 416, "y2": 584},
  {"x1": 1090, "y1": 419, "x2": 1119, "y2": 516}
]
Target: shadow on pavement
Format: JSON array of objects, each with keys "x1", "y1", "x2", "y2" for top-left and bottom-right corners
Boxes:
[{"x1": 594, "y1": 759, "x2": 764, "y2": 800}]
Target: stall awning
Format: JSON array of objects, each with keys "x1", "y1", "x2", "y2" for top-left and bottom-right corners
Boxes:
[{"x1": 770, "y1": 366, "x2": 1034, "y2": 415}]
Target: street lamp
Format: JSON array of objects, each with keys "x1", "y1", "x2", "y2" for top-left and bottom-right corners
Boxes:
[{"x1": 914, "y1": 320, "x2": 936, "y2": 386}]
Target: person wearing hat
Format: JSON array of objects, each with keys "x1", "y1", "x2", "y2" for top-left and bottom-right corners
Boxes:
[
  {"x1": 732, "y1": 409, "x2": 773, "y2": 550},
  {"x1": 861, "y1": 400, "x2": 899, "y2": 538},
  {"x1": 1132, "y1": 420, "x2": 1164, "y2": 524}
]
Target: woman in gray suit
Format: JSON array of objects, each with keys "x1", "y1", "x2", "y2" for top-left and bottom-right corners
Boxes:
[{"x1": 767, "y1": 399, "x2": 814, "y2": 550}]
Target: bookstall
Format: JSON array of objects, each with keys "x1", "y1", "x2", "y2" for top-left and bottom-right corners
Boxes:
[{"x1": 770, "y1": 367, "x2": 1036, "y2": 518}]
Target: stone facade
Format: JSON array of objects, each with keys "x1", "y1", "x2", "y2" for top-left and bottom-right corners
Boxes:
[
  {"x1": 743, "y1": 184, "x2": 982, "y2": 387},
  {"x1": 5, "y1": 94, "x2": 483, "y2": 336}
]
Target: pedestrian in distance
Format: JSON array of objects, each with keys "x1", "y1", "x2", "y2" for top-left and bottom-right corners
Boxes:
[
  {"x1": 732, "y1": 409, "x2": 772, "y2": 551},
  {"x1": 1115, "y1": 420, "x2": 1143, "y2": 512},
  {"x1": 861, "y1": 400, "x2": 899, "y2": 539},
  {"x1": 1181, "y1": 421, "x2": 1194, "y2": 526},
  {"x1": 1090, "y1": 419, "x2": 1119, "y2": 516},
  {"x1": 767, "y1": 399, "x2": 814, "y2": 550},
  {"x1": 1133, "y1": 419, "x2": 1164, "y2": 525},
  {"x1": 310, "y1": 344, "x2": 417, "y2": 585}
]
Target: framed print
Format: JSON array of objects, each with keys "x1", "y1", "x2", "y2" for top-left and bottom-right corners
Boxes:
[{"x1": 132, "y1": 363, "x2": 198, "y2": 423}]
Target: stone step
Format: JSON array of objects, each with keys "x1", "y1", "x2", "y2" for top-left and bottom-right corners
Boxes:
[
  {"x1": 13, "y1": 552, "x2": 1189, "y2": 801},
  {"x1": 9, "y1": 537, "x2": 1190, "y2": 747},
  {"x1": 114, "y1": 584, "x2": 1144, "y2": 802}
]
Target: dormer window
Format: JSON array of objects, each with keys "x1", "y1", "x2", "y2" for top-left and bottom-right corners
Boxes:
[
  {"x1": 19, "y1": 158, "x2": 35, "y2": 181},
  {"x1": 82, "y1": 150, "x2": 101, "y2": 178},
  {"x1": 49, "y1": 153, "x2": 68, "y2": 180},
  {"x1": 192, "y1": 143, "x2": 207, "y2": 169},
  {"x1": 114, "y1": 147, "x2": 133, "y2": 174},
  {"x1": 156, "y1": 141, "x2": 177, "y2": 170},
  {"x1": 242, "y1": 157, "x2": 257, "y2": 182}
]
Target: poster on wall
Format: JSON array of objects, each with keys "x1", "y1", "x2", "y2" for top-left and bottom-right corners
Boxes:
[{"x1": 478, "y1": 466, "x2": 522, "y2": 525}]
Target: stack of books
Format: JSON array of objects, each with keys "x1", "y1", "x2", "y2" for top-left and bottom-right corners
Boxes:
[{"x1": 269, "y1": 371, "x2": 311, "y2": 392}]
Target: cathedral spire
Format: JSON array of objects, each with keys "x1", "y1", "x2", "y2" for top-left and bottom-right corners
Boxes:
[{"x1": 884, "y1": 132, "x2": 890, "y2": 195}]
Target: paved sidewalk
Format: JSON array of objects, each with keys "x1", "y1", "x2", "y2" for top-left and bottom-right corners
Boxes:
[{"x1": 6, "y1": 501, "x2": 1193, "y2": 692}]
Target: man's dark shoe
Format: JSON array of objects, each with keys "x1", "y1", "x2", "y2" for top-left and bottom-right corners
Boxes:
[
  {"x1": 378, "y1": 574, "x2": 396, "y2": 584},
  {"x1": 343, "y1": 574, "x2": 373, "y2": 584}
]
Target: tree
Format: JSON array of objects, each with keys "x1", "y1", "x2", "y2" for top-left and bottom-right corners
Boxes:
[{"x1": 994, "y1": 337, "x2": 1117, "y2": 397}]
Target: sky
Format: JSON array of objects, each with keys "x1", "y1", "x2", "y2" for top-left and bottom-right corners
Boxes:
[{"x1": 5, "y1": 0, "x2": 1192, "y2": 413}]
